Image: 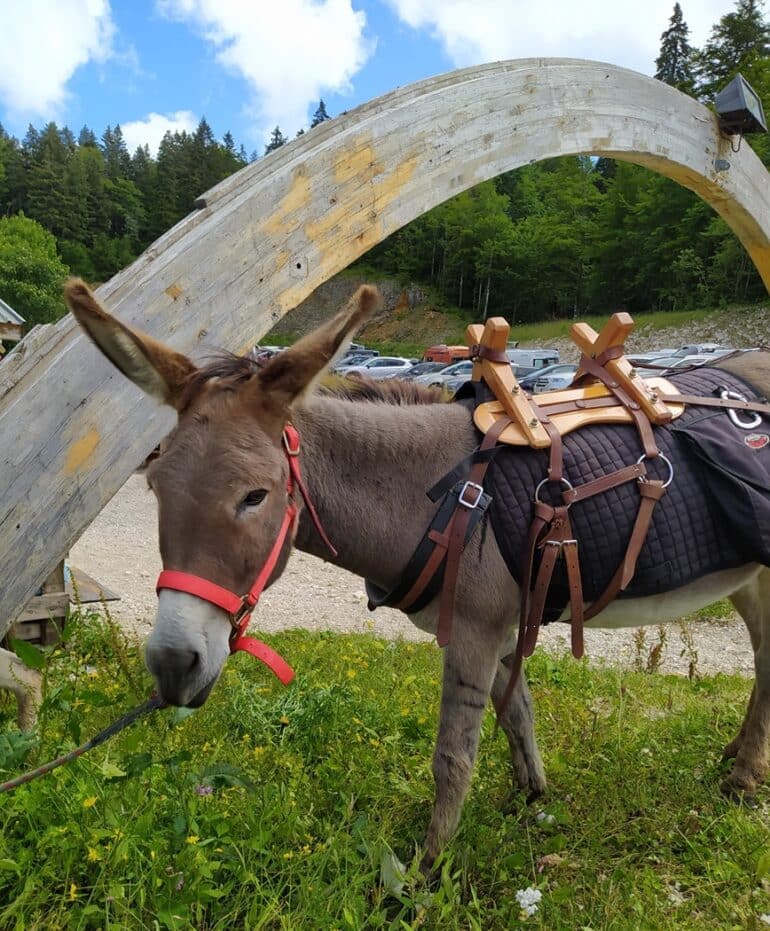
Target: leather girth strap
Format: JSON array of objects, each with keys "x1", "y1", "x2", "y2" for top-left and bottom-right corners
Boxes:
[{"x1": 365, "y1": 416, "x2": 511, "y2": 645}]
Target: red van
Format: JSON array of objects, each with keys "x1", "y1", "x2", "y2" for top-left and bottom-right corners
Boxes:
[{"x1": 422, "y1": 344, "x2": 470, "y2": 364}]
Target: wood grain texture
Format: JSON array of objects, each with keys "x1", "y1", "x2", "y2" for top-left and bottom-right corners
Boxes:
[{"x1": 1, "y1": 58, "x2": 770, "y2": 635}]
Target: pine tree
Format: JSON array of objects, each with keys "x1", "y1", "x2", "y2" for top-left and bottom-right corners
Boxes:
[
  {"x1": 78, "y1": 125, "x2": 97, "y2": 147},
  {"x1": 655, "y1": 3, "x2": 696, "y2": 93},
  {"x1": 695, "y1": 0, "x2": 770, "y2": 99},
  {"x1": 310, "y1": 100, "x2": 331, "y2": 127},
  {"x1": 264, "y1": 127, "x2": 287, "y2": 154}
]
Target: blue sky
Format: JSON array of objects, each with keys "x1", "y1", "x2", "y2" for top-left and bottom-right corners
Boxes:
[{"x1": 0, "y1": 1, "x2": 730, "y2": 155}]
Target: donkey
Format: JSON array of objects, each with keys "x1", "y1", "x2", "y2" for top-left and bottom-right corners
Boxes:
[{"x1": 65, "y1": 278, "x2": 770, "y2": 868}]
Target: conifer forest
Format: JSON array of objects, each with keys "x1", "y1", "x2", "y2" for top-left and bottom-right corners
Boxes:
[{"x1": 0, "y1": 1, "x2": 768, "y2": 330}]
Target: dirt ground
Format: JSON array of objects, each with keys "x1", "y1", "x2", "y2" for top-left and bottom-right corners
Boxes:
[{"x1": 69, "y1": 473, "x2": 756, "y2": 680}]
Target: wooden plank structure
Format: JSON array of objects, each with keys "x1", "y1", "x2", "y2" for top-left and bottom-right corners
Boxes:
[
  {"x1": 1, "y1": 58, "x2": 770, "y2": 638},
  {"x1": 2, "y1": 560, "x2": 119, "y2": 646},
  {"x1": 0, "y1": 296, "x2": 24, "y2": 343}
]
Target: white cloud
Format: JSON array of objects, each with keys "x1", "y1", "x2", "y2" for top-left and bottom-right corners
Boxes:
[
  {"x1": 0, "y1": 0, "x2": 115, "y2": 118},
  {"x1": 387, "y1": 0, "x2": 726, "y2": 77},
  {"x1": 157, "y1": 0, "x2": 373, "y2": 140},
  {"x1": 121, "y1": 111, "x2": 199, "y2": 155}
]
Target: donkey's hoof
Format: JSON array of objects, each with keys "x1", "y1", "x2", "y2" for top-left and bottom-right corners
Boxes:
[
  {"x1": 721, "y1": 777, "x2": 758, "y2": 807},
  {"x1": 526, "y1": 787, "x2": 545, "y2": 806}
]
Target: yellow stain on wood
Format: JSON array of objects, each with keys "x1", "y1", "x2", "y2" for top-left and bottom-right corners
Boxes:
[
  {"x1": 333, "y1": 140, "x2": 385, "y2": 186},
  {"x1": 304, "y1": 148, "x2": 419, "y2": 252},
  {"x1": 165, "y1": 283, "x2": 183, "y2": 301},
  {"x1": 65, "y1": 428, "x2": 100, "y2": 474},
  {"x1": 261, "y1": 164, "x2": 311, "y2": 236}
]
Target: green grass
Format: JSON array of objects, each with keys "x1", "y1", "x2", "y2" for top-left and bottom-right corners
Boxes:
[{"x1": 1, "y1": 609, "x2": 768, "y2": 930}]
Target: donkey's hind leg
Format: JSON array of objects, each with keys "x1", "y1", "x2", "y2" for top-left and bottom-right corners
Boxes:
[
  {"x1": 723, "y1": 567, "x2": 770, "y2": 798},
  {"x1": 422, "y1": 623, "x2": 505, "y2": 872},
  {"x1": 491, "y1": 658, "x2": 547, "y2": 804}
]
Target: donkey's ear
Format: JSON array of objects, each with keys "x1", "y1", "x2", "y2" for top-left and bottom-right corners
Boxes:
[
  {"x1": 65, "y1": 278, "x2": 197, "y2": 409},
  {"x1": 257, "y1": 285, "x2": 381, "y2": 405}
]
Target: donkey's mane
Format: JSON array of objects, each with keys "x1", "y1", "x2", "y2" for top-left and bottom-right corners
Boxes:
[{"x1": 183, "y1": 352, "x2": 448, "y2": 406}]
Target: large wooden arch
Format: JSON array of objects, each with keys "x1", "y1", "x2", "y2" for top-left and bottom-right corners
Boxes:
[{"x1": 1, "y1": 58, "x2": 769, "y2": 633}]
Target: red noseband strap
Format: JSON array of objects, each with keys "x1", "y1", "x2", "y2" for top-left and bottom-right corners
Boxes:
[{"x1": 155, "y1": 424, "x2": 333, "y2": 687}]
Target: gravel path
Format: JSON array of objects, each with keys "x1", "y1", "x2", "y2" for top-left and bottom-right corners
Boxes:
[{"x1": 70, "y1": 473, "x2": 755, "y2": 679}]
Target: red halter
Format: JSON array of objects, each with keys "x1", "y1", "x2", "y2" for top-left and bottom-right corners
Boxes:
[{"x1": 156, "y1": 424, "x2": 336, "y2": 686}]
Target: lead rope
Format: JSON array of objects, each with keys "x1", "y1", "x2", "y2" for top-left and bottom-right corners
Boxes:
[{"x1": 0, "y1": 694, "x2": 168, "y2": 795}]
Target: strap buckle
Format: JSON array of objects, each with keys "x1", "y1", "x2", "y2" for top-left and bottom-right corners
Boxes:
[
  {"x1": 719, "y1": 388, "x2": 763, "y2": 430},
  {"x1": 458, "y1": 480, "x2": 484, "y2": 509},
  {"x1": 282, "y1": 425, "x2": 301, "y2": 456}
]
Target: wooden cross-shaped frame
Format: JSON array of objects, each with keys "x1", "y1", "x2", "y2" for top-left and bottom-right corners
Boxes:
[
  {"x1": 571, "y1": 313, "x2": 673, "y2": 425},
  {"x1": 466, "y1": 318, "x2": 551, "y2": 448}
]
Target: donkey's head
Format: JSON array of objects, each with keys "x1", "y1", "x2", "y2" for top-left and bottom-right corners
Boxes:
[{"x1": 66, "y1": 280, "x2": 380, "y2": 706}]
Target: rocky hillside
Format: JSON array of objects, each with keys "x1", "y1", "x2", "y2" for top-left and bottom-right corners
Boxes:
[{"x1": 267, "y1": 273, "x2": 769, "y2": 357}]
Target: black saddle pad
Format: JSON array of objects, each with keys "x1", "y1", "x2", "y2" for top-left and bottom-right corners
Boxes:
[{"x1": 481, "y1": 367, "x2": 769, "y2": 618}]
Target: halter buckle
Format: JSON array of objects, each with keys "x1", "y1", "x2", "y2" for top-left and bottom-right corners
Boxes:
[{"x1": 282, "y1": 425, "x2": 301, "y2": 456}]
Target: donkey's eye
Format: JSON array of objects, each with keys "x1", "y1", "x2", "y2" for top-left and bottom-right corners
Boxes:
[{"x1": 241, "y1": 489, "x2": 267, "y2": 509}]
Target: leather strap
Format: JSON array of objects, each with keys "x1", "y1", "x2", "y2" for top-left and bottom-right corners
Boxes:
[
  {"x1": 582, "y1": 479, "x2": 667, "y2": 618},
  {"x1": 436, "y1": 416, "x2": 511, "y2": 646},
  {"x1": 470, "y1": 344, "x2": 510, "y2": 364},
  {"x1": 658, "y1": 393, "x2": 770, "y2": 416},
  {"x1": 562, "y1": 461, "x2": 646, "y2": 505}
]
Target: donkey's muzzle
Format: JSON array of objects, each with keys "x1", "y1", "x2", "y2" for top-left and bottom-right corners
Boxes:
[{"x1": 145, "y1": 646, "x2": 200, "y2": 706}]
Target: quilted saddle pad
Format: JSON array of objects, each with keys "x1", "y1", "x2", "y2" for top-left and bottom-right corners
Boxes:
[{"x1": 483, "y1": 367, "x2": 770, "y2": 619}]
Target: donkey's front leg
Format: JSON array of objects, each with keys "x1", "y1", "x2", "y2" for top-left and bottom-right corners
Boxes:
[{"x1": 422, "y1": 628, "x2": 503, "y2": 871}]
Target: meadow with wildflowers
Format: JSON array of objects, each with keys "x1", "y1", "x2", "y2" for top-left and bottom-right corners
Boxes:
[{"x1": 1, "y1": 607, "x2": 770, "y2": 929}]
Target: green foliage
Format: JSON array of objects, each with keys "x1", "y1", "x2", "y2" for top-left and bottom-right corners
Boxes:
[
  {"x1": 656, "y1": 2, "x2": 696, "y2": 93},
  {"x1": 0, "y1": 214, "x2": 68, "y2": 326},
  {"x1": 0, "y1": 612, "x2": 767, "y2": 929}
]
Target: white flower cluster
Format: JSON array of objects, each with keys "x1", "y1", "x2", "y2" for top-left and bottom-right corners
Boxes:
[{"x1": 516, "y1": 886, "x2": 543, "y2": 917}]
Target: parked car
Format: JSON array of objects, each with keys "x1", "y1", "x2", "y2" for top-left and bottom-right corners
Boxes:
[
  {"x1": 397, "y1": 361, "x2": 448, "y2": 381},
  {"x1": 416, "y1": 359, "x2": 475, "y2": 387},
  {"x1": 518, "y1": 362, "x2": 568, "y2": 390},
  {"x1": 666, "y1": 351, "x2": 734, "y2": 368},
  {"x1": 673, "y1": 342, "x2": 730, "y2": 357},
  {"x1": 506, "y1": 348, "x2": 560, "y2": 377},
  {"x1": 531, "y1": 364, "x2": 578, "y2": 394},
  {"x1": 336, "y1": 348, "x2": 379, "y2": 366},
  {"x1": 422, "y1": 344, "x2": 471, "y2": 364},
  {"x1": 342, "y1": 356, "x2": 414, "y2": 379},
  {"x1": 335, "y1": 351, "x2": 380, "y2": 373},
  {"x1": 251, "y1": 345, "x2": 286, "y2": 361}
]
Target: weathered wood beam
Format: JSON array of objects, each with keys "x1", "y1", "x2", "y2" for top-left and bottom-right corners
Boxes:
[{"x1": 1, "y1": 58, "x2": 769, "y2": 635}]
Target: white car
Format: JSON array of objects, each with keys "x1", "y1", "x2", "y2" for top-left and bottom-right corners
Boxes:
[
  {"x1": 342, "y1": 356, "x2": 414, "y2": 379},
  {"x1": 416, "y1": 359, "x2": 474, "y2": 387}
]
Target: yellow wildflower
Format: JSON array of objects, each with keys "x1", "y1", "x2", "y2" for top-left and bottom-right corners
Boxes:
[
  {"x1": 87, "y1": 847, "x2": 101, "y2": 862},
  {"x1": 283, "y1": 851, "x2": 294, "y2": 859},
  {"x1": 82, "y1": 796, "x2": 97, "y2": 809},
  {"x1": 279, "y1": 715, "x2": 290, "y2": 725},
  {"x1": 69, "y1": 883, "x2": 78, "y2": 901},
  {"x1": 346, "y1": 669, "x2": 357, "y2": 679},
  {"x1": 186, "y1": 835, "x2": 199, "y2": 845}
]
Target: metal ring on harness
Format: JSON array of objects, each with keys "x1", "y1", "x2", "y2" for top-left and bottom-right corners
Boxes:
[
  {"x1": 719, "y1": 388, "x2": 763, "y2": 430},
  {"x1": 534, "y1": 475, "x2": 574, "y2": 505},
  {"x1": 636, "y1": 451, "x2": 675, "y2": 488}
]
